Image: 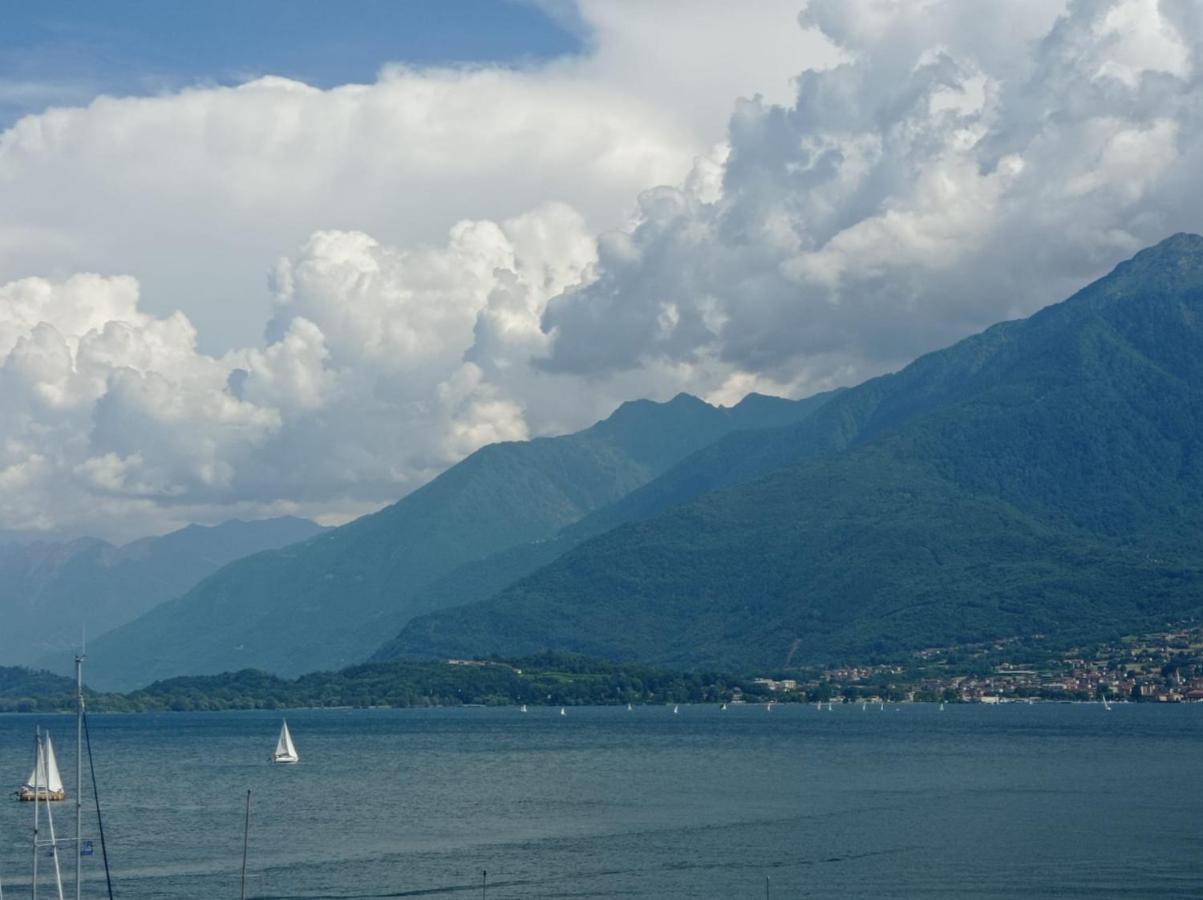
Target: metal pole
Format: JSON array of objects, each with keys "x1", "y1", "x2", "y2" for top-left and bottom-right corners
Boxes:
[
  {"x1": 75, "y1": 651, "x2": 84, "y2": 900},
  {"x1": 80, "y1": 713, "x2": 113, "y2": 900},
  {"x1": 33, "y1": 729, "x2": 40, "y2": 900},
  {"x1": 765, "y1": 875, "x2": 770, "y2": 899},
  {"x1": 42, "y1": 791, "x2": 64, "y2": 900},
  {"x1": 240, "y1": 790, "x2": 252, "y2": 900}
]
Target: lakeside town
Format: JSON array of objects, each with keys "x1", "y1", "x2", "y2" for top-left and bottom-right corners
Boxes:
[
  {"x1": 4, "y1": 626, "x2": 1202, "y2": 714},
  {"x1": 746, "y1": 624, "x2": 1203, "y2": 704}
]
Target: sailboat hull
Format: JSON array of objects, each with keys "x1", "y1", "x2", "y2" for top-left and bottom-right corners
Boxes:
[{"x1": 18, "y1": 787, "x2": 65, "y2": 801}]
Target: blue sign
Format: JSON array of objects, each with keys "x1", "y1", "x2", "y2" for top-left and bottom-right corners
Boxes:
[{"x1": 81, "y1": 840, "x2": 94, "y2": 857}]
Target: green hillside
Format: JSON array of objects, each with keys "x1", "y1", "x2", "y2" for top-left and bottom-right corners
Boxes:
[
  {"x1": 82, "y1": 392, "x2": 826, "y2": 689},
  {"x1": 114, "y1": 652, "x2": 742, "y2": 710},
  {"x1": 368, "y1": 388, "x2": 840, "y2": 662},
  {"x1": 389, "y1": 234, "x2": 1203, "y2": 669},
  {"x1": 0, "y1": 665, "x2": 81, "y2": 712}
]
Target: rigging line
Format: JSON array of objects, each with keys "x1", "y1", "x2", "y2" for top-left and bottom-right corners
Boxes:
[{"x1": 82, "y1": 711, "x2": 115, "y2": 900}]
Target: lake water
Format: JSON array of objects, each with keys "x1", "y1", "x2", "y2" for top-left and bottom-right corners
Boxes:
[{"x1": 0, "y1": 704, "x2": 1200, "y2": 898}]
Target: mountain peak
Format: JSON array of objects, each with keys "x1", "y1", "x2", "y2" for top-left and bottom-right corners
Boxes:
[
  {"x1": 1139, "y1": 231, "x2": 1203, "y2": 259},
  {"x1": 1100, "y1": 232, "x2": 1203, "y2": 293},
  {"x1": 597, "y1": 393, "x2": 711, "y2": 432},
  {"x1": 607, "y1": 392, "x2": 708, "y2": 415}
]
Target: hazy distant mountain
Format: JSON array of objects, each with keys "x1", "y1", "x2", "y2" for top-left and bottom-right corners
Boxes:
[
  {"x1": 388, "y1": 234, "x2": 1203, "y2": 670},
  {"x1": 80, "y1": 391, "x2": 834, "y2": 689},
  {"x1": 1, "y1": 517, "x2": 325, "y2": 669}
]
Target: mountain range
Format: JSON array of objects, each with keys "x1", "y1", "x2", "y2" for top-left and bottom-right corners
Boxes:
[
  {"x1": 1, "y1": 517, "x2": 324, "y2": 668},
  {"x1": 79, "y1": 390, "x2": 834, "y2": 688},
  {"x1": 384, "y1": 233, "x2": 1203, "y2": 669},
  {"x1": 30, "y1": 233, "x2": 1203, "y2": 688}
]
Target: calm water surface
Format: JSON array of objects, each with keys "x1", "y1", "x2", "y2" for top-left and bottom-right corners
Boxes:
[{"x1": 0, "y1": 704, "x2": 1200, "y2": 898}]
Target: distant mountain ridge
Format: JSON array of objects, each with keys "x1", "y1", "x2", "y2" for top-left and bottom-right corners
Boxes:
[
  {"x1": 385, "y1": 234, "x2": 1203, "y2": 669},
  {"x1": 80, "y1": 390, "x2": 835, "y2": 689},
  {"x1": 0, "y1": 516, "x2": 325, "y2": 668}
]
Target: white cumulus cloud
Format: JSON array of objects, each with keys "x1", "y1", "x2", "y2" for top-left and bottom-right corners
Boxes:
[
  {"x1": 4, "y1": 0, "x2": 1203, "y2": 541},
  {"x1": 541, "y1": 0, "x2": 1203, "y2": 388}
]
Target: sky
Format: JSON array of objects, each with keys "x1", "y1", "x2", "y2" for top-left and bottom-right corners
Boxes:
[
  {"x1": 0, "y1": 1, "x2": 581, "y2": 128},
  {"x1": 1, "y1": 0, "x2": 1201, "y2": 542}
]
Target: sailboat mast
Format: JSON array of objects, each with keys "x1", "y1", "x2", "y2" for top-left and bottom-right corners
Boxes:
[
  {"x1": 75, "y1": 648, "x2": 85, "y2": 900},
  {"x1": 240, "y1": 790, "x2": 252, "y2": 900},
  {"x1": 32, "y1": 729, "x2": 40, "y2": 900},
  {"x1": 43, "y1": 783, "x2": 65, "y2": 900}
]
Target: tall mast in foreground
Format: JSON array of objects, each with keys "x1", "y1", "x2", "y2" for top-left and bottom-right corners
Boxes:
[
  {"x1": 240, "y1": 790, "x2": 252, "y2": 900},
  {"x1": 32, "y1": 729, "x2": 39, "y2": 899},
  {"x1": 31, "y1": 728, "x2": 66, "y2": 900},
  {"x1": 75, "y1": 642, "x2": 85, "y2": 900}
]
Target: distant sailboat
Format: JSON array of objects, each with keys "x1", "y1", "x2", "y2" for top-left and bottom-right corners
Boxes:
[
  {"x1": 1102, "y1": 696, "x2": 1112, "y2": 711},
  {"x1": 271, "y1": 720, "x2": 299, "y2": 764},
  {"x1": 19, "y1": 731, "x2": 65, "y2": 801},
  {"x1": 627, "y1": 703, "x2": 633, "y2": 711},
  {"x1": 560, "y1": 707, "x2": 566, "y2": 716},
  {"x1": 673, "y1": 705, "x2": 679, "y2": 715},
  {"x1": 939, "y1": 701, "x2": 945, "y2": 711},
  {"x1": 720, "y1": 703, "x2": 727, "y2": 711},
  {"x1": 520, "y1": 704, "x2": 528, "y2": 713}
]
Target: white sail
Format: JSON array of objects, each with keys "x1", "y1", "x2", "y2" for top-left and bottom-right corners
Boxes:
[
  {"x1": 273, "y1": 720, "x2": 299, "y2": 763},
  {"x1": 24, "y1": 733, "x2": 64, "y2": 794}
]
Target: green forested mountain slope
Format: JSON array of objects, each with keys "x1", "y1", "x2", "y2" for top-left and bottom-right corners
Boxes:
[
  {"x1": 389, "y1": 234, "x2": 1203, "y2": 669},
  {"x1": 368, "y1": 388, "x2": 839, "y2": 662},
  {"x1": 82, "y1": 391, "x2": 825, "y2": 688},
  {"x1": 0, "y1": 517, "x2": 324, "y2": 668}
]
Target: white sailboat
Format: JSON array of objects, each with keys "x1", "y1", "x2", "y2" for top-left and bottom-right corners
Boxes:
[
  {"x1": 673, "y1": 705, "x2": 679, "y2": 714},
  {"x1": 559, "y1": 707, "x2": 566, "y2": 716},
  {"x1": 271, "y1": 720, "x2": 299, "y2": 764},
  {"x1": 18, "y1": 647, "x2": 107, "y2": 900},
  {"x1": 626, "y1": 703, "x2": 632, "y2": 711},
  {"x1": 520, "y1": 704, "x2": 528, "y2": 713},
  {"x1": 720, "y1": 703, "x2": 727, "y2": 711},
  {"x1": 19, "y1": 732, "x2": 65, "y2": 802}
]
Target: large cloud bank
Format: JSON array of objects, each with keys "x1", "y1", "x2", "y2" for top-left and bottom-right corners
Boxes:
[
  {"x1": 543, "y1": 0, "x2": 1203, "y2": 381},
  {"x1": 0, "y1": 0, "x2": 824, "y2": 352},
  {"x1": 2, "y1": 0, "x2": 1202, "y2": 540}
]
